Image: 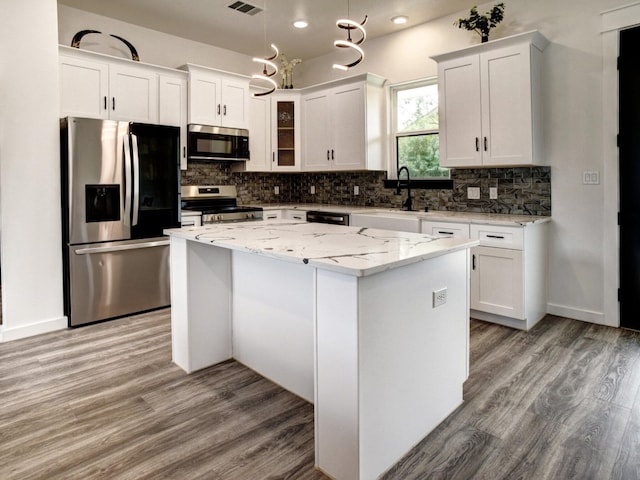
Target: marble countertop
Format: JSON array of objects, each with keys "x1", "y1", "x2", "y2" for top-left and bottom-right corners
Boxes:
[
  {"x1": 165, "y1": 219, "x2": 478, "y2": 277},
  {"x1": 260, "y1": 204, "x2": 550, "y2": 226}
]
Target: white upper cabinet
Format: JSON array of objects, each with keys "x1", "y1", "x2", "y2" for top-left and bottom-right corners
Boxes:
[
  {"x1": 184, "y1": 64, "x2": 250, "y2": 129},
  {"x1": 432, "y1": 31, "x2": 548, "y2": 168},
  {"x1": 59, "y1": 46, "x2": 189, "y2": 167},
  {"x1": 235, "y1": 90, "x2": 302, "y2": 172},
  {"x1": 59, "y1": 46, "x2": 161, "y2": 124},
  {"x1": 108, "y1": 63, "x2": 158, "y2": 123},
  {"x1": 159, "y1": 73, "x2": 188, "y2": 169},
  {"x1": 302, "y1": 74, "x2": 386, "y2": 171}
]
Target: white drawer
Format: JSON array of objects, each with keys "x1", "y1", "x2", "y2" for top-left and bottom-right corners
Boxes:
[
  {"x1": 263, "y1": 210, "x2": 283, "y2": 220},
  {"x1": 470, "y1": 224, "x2": 523, "y2": 250},
  {"x1": 421, "y1": 220, "x2": 470, "y2": 239},
  {"x1": 284, "y1": 210, "x2": 306, "y2": 221}
]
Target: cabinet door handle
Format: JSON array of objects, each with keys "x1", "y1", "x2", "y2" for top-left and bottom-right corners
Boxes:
[
  {"x1": 327, "y1": 150, "x2": 330, "y2": 160},
  {"x1": 484, "y1": 137, "x2": 488, "y2": 151},
  {"x1": 217, "y1": 104, "x2": 221, "y2": 115},
  {"x1": 104, "y1": 96, "x2": 107, "y2": 110},
  {"x1": 112, "y1": 97, "x2": 115, "y2": 111},
  {"x1": 475, "y1": 137, "x2": 479, "y2": 152},
  {"x1": 223, "y1": 105, "x2": 227, "y2": 116},
  {"x1": 486, "y1": 234, "x2": 505, "y2": 239},
  {"x1": 183, "y1": 146, "x2": 186, "y2": 158},
  {"x1": 472, "y1": 254, "x2": 476, "y2": 270},
  {"x1": 331, "y1": 149, "x2": 335, "y2": 160},
  {"x1": 272, "y1": 152, "x2": 275, "y2": 163}
]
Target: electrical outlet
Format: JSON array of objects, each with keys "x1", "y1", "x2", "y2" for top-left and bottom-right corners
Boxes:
[
  {"x1": 274, "y1": 186, "x2": 280, "y2": 195},
  {"x1": 467, "y1": 187, "x2": 480, "y2": 199},
  {"x1": 490, "y1": 187, "x2": 498, "y2": 199},
  {"x1": 354, "y1": 185, "x2": 360, "y2": 195},
  {"x1": 310, "y1": 185, "x2": 316, "y2": 195},
  {"x1": 433, "y1": 288, "x2": 447, "y2": 308}
]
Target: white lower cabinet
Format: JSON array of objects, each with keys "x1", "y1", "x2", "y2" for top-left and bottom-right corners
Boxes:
[
  {"x1": 422, "y1": 219, "x2": 547, "y2": 330},
  {"x1": 470, "y1": 222, "x2": 547, "y2": 330},
  {"x1": 471, "y1": 245, "x2": 524, "y2": 319}
]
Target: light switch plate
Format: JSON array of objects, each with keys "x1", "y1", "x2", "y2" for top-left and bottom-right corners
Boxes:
[
  {"x1": 274, "y1": 186, "x2": 280, "y2": 195},
  {"x1": 310, "y1": 185, "x2": 315, "y2": 195},
  {"x1": 582, "y1": 171, "x2": 600, "y2": 185},
  {"x1": 354, "y1": 185, "x2": 359, "y2": 195},
  {"x1": 467, "y1": 187, "x2": 480, "y2": 199},
  {"x1": 490, "y1": 187, "x2": 498, "y2": 199}
]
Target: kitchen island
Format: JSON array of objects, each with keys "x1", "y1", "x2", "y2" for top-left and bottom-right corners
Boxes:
[{"x1": 165, "y1": 220, "x2": 478, "y2": 480}]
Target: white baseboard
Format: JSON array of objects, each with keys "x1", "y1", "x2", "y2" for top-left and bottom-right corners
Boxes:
[
  {"x1": 0, "y1": 315, "x2": 68, "y2": 342},
  {"x1": 546, "y1": 303, "x2": 613, "y2": 327}
]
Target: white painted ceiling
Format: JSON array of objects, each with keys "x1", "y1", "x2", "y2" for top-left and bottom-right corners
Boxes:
[{"x1": 58, "y1": 0, "x2": 476, "y2": 60}]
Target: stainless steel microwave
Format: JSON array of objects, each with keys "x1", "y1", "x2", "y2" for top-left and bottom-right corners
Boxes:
[{"x1": 187, "y1": 124, "x2": 249, "y2": 161}]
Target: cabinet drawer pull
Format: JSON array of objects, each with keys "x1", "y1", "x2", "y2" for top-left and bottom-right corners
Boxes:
[
  {"x1": 486, "y1": 234, "x2": 505, "y2": 239},
  {"x1": 475, "y1": 137, "x2": 479, "y2": 152},
  {"x1": 437, "y1": 230, "x2": 454, "y2": 235},
  {"x1": 484, "y1": 136, "x2": 488, "y2": 151}
]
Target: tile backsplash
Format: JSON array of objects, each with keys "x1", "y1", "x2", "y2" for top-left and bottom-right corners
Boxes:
[{"x1": 182, "y1": 162, "x2": 551, "y2": 216}]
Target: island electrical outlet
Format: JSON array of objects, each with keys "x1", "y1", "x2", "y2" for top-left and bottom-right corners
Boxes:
[{"x1": 433, "y1": 288, "x2": 447, "y2": 308}]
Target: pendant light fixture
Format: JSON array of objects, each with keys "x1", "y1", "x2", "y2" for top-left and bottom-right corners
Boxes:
[
  {"x1": 333, "y1": 0, "x2": 367, "y2": 71},
  {"x1": 252, "y1": 1, "x2": 279, "y2": 96}
]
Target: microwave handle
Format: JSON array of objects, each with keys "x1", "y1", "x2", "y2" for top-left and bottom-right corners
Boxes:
[
  {"x1": 123, "y1": 131, "x2": 132, "y2": 227},
  {"x1": 131, "y1": 133, "x2": 140, "y2": 227}
]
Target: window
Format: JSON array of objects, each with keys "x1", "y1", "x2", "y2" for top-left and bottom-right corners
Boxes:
[{"x1": 392, "y1": 79, "x2": 449, "y2": 180}]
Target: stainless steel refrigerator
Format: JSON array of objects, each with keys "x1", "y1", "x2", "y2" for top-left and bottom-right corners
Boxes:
[{"x1": 60, "y1": 117, "x2": 181, "y2": 326}]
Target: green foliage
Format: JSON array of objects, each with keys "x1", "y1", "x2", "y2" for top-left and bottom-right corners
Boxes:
[
  {"x1": 455, "y1": 3, "x2": 505, "y2": 41},
  {"x1": 398, "y1": 135, "x2": 447, "y2": 178}
]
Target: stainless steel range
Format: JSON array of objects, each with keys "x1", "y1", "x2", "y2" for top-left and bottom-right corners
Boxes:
[{"x1": 181, "y1": 185, "x2": 263, "y2": 224}]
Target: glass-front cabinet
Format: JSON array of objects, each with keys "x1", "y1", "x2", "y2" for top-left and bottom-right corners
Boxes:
[{"x1": 271, "y1": 92, "x2": 301, "y2": 171}]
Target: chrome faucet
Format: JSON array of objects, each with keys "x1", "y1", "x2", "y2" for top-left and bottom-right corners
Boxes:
[{"x1": 396, "y1": 166, "x2": 413, "y2": 211}]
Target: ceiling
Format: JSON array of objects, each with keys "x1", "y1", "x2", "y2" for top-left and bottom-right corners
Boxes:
[{"x1": 57, "y1": 0, "x2": 477, "y2": 60}]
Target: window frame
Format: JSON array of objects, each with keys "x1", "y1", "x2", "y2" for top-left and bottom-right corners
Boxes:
[{"x1": 388, "y1": 77, "x2": 452, "y2": 189}]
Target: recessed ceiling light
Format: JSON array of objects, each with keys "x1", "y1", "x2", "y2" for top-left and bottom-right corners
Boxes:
[
  {"x1": 293, "y1": 20, "x2": 309, "y2": 29},
  {"x1": 391, "y1": 15, "x2": 408, "y2": 25}
]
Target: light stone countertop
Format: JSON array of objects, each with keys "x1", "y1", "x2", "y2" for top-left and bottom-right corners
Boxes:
[
  {"x1": 165, "y1": 219, "x2": 478, "y2": 277},
  {"x1": 260, "y1": 204, "x2": 551, "y2": 226}
]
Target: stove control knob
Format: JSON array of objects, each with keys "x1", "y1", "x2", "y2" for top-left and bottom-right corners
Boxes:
[{"x1": 247, "y1": 212, "x2": 255, "y2": 219}]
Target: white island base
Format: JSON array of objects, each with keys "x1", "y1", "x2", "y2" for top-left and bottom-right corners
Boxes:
[{"x1": 168, "y1": 222, "x2": 474, "y2": 480}]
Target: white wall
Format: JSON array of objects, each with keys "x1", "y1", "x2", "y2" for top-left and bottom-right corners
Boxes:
[
  {"x1": 297, "y1": 0, "x2": 625, "y2": 327},
  {"x1": 57, "y1": 5, "x2": 255, "y2": 75},
  {"x1": 0, "y1": 0, "x2": 67, "y2": 340}
]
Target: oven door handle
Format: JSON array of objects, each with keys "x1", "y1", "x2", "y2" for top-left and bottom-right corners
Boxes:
[
  {"x1": 74, "y1": 239, "x2": 170, "y2": 255},
  {"x1": 131, "y1": 133, "x2": 140, "y2": 227},
  {"x1": 123, "y1": 128, "x2": 132, "y2": 227}
]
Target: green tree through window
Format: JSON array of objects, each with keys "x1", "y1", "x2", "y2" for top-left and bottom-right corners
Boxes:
[{"x1": 394, "y1": 81, "x2": 448, "y2": 179}]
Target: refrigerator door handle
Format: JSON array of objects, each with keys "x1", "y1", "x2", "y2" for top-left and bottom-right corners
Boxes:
[
  {"x1": 131, "y1": 133, "x2": 140, "y2": 226},
  {"x1": 123, "y1": 131, "x2": 133, "y2": 227},
  {"x1": 74, "y1": 239, "x2": 170, "y2": 255}
]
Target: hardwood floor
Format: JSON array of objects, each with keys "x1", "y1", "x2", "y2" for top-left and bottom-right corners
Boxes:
[{"x1": 1, "y1": 310, "x2": 639, "y2": 479}]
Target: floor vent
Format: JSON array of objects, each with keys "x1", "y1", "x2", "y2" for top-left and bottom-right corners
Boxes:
[{"x1": 228, "y1": 1, "x2": 263, "y2": 15}]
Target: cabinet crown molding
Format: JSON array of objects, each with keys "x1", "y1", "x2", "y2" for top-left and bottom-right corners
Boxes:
[{"x1": 430, "y1": 30, "x2": 549, "y2": 63}]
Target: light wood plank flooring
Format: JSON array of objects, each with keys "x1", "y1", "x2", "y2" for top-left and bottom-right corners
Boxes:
[{"x1": 1, "y1": 310, "x2": 639, "y2": 479}]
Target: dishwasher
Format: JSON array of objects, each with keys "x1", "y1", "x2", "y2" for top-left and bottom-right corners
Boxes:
[{"x1": 306, "y1": 210, "x2": 350, "y2": 226}]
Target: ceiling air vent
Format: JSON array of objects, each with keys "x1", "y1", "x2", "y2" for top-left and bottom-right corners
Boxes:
[{"x1": 228, "y1": 1, "x2": 263, "y2": 15}]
